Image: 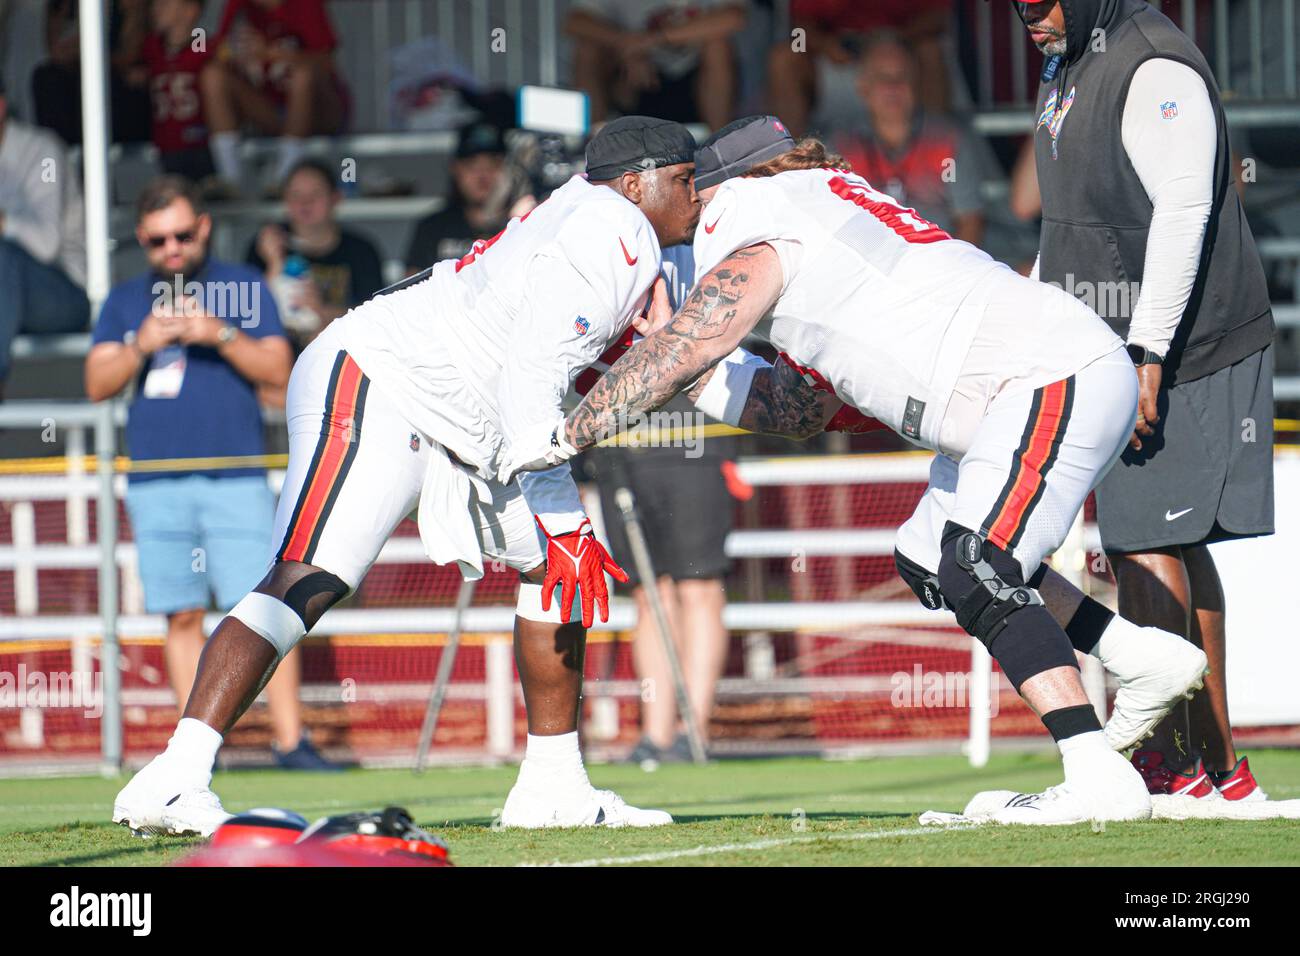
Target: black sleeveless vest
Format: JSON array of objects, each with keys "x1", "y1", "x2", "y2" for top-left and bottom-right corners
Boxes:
[{"x1": 1034, "y1": 0, "x2": 1273, "y2": 385}]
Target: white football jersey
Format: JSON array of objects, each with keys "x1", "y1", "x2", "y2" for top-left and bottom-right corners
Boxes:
[
  {"x1": 334, "y1": 175, "x2": 662, "y2": 526},
  {"x1": 692, "y1": 168, "x2": 1115, "y2": 451}
]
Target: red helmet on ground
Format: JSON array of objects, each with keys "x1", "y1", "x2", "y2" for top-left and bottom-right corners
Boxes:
[
  {"x1": 296, "y1": 806, "x2": 453, "y2": 866},
  {"x1": 209, "y1": 808, "x2": 310, "y2": 848}
]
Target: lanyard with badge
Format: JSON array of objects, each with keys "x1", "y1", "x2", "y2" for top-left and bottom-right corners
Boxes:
[{"x1": 142, "y1": 344, "x2": 187, "y2": 399}]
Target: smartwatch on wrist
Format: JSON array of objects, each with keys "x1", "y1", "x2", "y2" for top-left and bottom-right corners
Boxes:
[
  {"x1": 1126, "y1": 343, "x2": 1163, "y2": 367},
  {"x1": 216, "y1": 324, "x2": 238, "y2": 346},
  {"x1": 123, "y1": 330, "x2": 145, "y2": 359}
]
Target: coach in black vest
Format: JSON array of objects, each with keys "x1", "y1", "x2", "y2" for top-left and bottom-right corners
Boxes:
[{"x1": 1018, "y1": 0, "x2": 1275, "y2": 800}]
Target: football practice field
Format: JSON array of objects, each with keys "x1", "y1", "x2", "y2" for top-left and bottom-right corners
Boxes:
[{"x1": 3, "y1": 751, "x2": 1299, "y2": 867}]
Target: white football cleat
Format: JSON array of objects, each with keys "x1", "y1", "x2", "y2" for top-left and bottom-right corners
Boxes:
[
  {"x1": 113, "y1": 756, "x2": 230, "y2": 837},
  {"x1": 500, "y1": 785, "x2": 672, "y2": 829},
  {"x1": 1102, "y1": 628, "x2": 1208, "y2": 752},
  {"x1": 961, "y1": 790, "x2": 1022, "y2": 822},
  {"x1": 160, "y1": 789, "x2": 232, "y2": 837},
  {"x1": 973, "y1": 747, "x2": 1151, "y2": 826},
  {"x1": 113, "y1": 757, "x2": 186, "y2": 835}
]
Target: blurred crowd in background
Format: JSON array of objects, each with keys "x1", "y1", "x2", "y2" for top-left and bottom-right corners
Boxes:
[{"x1": 0, "y1": 0, "x2": 1297, "y2": 760}]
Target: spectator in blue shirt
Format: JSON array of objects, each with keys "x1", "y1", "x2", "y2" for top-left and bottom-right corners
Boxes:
[{"x1": 84, "y1": 175, "x2": 333, "y2": 770}]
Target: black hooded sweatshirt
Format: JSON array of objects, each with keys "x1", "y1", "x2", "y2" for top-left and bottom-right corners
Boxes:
[{"x1": 1028, "y1": 0, "x2": 1273, "y2": 385}]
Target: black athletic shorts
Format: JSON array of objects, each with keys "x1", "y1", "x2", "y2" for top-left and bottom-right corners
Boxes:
[
  {"x1": 594, "y1": 451, "x2": 734, "y2": 589},
  {"x1": 1096, "y1": 344, "x2": 1275, "y2": 553}
]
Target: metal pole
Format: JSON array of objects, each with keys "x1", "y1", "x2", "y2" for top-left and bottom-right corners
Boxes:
[
  {"x1": 539, "y1": 0, "x2": 557, "y2": 87},
  {"x1": 414, "y1": 577, "x2": 476, "y2": 772},
  {"x1": 77, "y1": 0, "x2": 113, "y2": 315},
  {"x1": 95, "y1": 400, "x2": 122, "y2": 774},
  {"x1": 612, "y1": 485, "x2": 708, "y2": 765},
  {"x1": 968, "y1": 640, "x2": 991, "y2": 768},
  {"x1": 1285, "y1": 0, "x2": 1298, "y2": 97}
]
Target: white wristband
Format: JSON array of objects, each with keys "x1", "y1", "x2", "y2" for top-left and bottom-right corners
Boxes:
[{"x1": 692, "y1": 353, "x2": 765, "y2": 427}]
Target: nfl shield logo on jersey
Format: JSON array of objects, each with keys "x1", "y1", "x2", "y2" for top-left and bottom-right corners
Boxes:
[
  {"x1": 574, "y1": 315, "x2": 590, "y2": 335},
  {"x1": 1161, "y1": 100, "x2": 1179, "y2": 120}
]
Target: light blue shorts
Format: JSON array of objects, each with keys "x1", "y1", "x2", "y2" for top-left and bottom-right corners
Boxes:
[{"x1": 125, "y1": 474, "x2": 275, "y2": 615}]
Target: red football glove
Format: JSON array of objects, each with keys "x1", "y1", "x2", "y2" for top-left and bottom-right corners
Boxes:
[
  {"x1": 535, "y1": 517, "x2": 629, "y2": 628},
  {"x1": 825, "y1": 404, "x2": 888, "y2": 434}
]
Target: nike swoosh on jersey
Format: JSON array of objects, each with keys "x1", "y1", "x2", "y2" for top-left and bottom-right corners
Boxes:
[
  {"x1": 704, "y1": 214, "x2": 723, "y2": 234},
  {"x1": 619, "y1": 237, "x2": 637, "y2": 266},
  {"x1": 1165, "y1": 507, "x2": 1194, "y2": 521}
]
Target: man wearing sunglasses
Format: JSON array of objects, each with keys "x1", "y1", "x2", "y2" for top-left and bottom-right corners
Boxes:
[
  {"x1": 83, "y1": 176, "x2": 327, "y2": 770},
  {"x1": 1014, "y1": 0, "x2": 1276, "y2": 806}
]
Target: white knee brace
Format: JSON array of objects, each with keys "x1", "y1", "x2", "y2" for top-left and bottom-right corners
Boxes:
[{"x1": 228, "y1": 592, "x2": 308, "y2": 660}]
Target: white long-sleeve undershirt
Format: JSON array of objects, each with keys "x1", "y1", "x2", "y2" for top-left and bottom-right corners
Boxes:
[{"x1": 1120, "y1": 57, "x2": 1218, "y2": 358}]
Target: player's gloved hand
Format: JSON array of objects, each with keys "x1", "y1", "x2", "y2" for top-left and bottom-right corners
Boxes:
[
  {"x1": 825, "y1": 404, "x2": 887, "y2": 434},
  {"x1": 499, "y1": 416, "x2": 580, "y2": 484},
  {"x1": 536, "y1": 517, "x2": 629, "y2": 627}
]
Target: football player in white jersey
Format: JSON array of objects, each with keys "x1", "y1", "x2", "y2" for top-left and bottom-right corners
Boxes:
[
  {"x1": 505, "y1": 116, "x2": 1211, "y2": 826},
  {"x1": 113, "y1": 117, "x2": 705, "y2": 836}
]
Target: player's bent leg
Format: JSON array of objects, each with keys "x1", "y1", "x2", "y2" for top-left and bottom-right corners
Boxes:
[
  {"x1": 1030, "y1": 566, "x2": 1208, "y2": 752},
  {"x1": 499, "y1": 569, "x2": 670, "y2": 829},
  {"x1": 112, "y1": 560, "x2": 350, "y2": 837},
  {"x1": 935, "y1": 523, "x2": 1149, "y2": 824}
]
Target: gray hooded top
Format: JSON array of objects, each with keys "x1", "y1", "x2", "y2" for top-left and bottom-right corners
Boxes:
[{"x1": 1030, "y1": 0, "x2": 1273, "y2": 384}]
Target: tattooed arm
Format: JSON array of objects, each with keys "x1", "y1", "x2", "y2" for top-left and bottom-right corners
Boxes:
[
  {"x1": 564, "y1": 244, "x2": 784, "y2": 451},
  {"x1": 680, "y1": 352, "x2": 836, "y2": 439},
  {"x1": 740, "y1": 359, "x2": 842, "y2": 439}
]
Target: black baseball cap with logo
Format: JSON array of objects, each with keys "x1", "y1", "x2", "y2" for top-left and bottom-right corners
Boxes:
[
  {"x1": 456, "y1": 122, "x2": 507, "y2": 159},
  {"x1": 693, "y1": 115, "x2": 796, "y2": 191},
  {"x1": 584, "y1": 115, "x2": 697, "y2": 181}
]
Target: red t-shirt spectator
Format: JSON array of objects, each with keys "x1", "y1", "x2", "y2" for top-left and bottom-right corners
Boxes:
[
  {"x1": 214, "y1": 0, "x2": 338, "y2": 98},
  {"x1": 790, "y1": 0, "x2": 949, "y2": 33},
  {"x1": 142, "y1": 34, "x2": 211, "y2": 153}
]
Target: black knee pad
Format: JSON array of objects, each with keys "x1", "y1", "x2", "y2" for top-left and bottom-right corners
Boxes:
[
  {"x1": 936, "y1": 522, "x2": 1043, "y2": 646},
  {"x1": 283, "y1": 570, "x2": 349, "y2": 627},
  {"x1": 894, "y1": 549, "x2": 947, "y2": 611},
  {"x1": 937, "y1": 522, "x2": 1076, "y2": 688}
]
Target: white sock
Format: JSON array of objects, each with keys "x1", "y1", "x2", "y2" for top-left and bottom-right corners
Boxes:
[
  {"x1": 275, "y1": 137, "x2": 308, "y2": 184},
  {"x1": 1058, "y1": 729, "x2": 1109, "y2": 759},
  {"x1": 516, "y1": 732, "x2": 590, "y2": 793},
  {"x1": 1059, "y1": 729, "x2": 1113, "y2": 785},
  {"x1": 211, "y1": 131, "x2": 243, "y2": 183},
  {"x1": 161, "y1": 717, "x2": 223, "y2": 788}
]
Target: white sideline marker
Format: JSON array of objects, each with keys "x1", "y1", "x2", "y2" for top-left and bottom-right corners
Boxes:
[{"x1": 523, "y1": 823, "x2": 976, "y2": 867}]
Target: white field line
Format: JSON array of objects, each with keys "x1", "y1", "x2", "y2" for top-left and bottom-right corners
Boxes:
[{"x1": 523, "y1": 823, "x2": 975, "y2": 867}]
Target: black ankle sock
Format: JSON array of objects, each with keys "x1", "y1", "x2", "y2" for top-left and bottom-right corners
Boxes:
[
  {"x1": 1041, "y1": 704, "x2": 1103, "y2": 742},
  {"x1": 1062, "y1": 596, "x2": 1115, "y2": 654}
]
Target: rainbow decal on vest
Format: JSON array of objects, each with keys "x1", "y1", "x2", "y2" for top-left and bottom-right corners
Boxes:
[{"x1": 1037, "y1": 86, "x2": 1077, "y2": 159}]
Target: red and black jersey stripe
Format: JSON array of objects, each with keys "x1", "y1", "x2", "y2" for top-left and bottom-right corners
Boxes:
[
  {"x1": 277, "y1": 351, "x2": 370, "y2": 565},
  {"x1": 982, "y1": 376, "x2": 1075, "y2": 552}
]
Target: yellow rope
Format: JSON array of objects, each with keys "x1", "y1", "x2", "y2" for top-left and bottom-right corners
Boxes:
[{"x1": 0, "y1": 417, "x2": 1295, "y2": 476}]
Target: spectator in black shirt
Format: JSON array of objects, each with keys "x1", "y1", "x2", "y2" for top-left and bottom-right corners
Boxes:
[
  {"x1": 245, "y1": 157, "x2": 382, "y2": 351},
  {"x1": 404, "y1": 122, "x2": 530, "y2": 274}
]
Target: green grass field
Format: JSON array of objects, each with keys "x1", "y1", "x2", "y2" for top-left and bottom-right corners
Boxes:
[{"x1": 3, "y1": 750, "x2": 1299, "y2": 867}]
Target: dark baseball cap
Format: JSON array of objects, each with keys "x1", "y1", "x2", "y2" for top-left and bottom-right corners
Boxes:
[
  {"x1": 694, "y1": 115, "x2": 796, "y2": 190},
  {"x1": 456, "y1": 122, "x2": 507, "y2": 159},
  {"x1": 584, "y1": 115, "x2": 696, "y2": 181}
]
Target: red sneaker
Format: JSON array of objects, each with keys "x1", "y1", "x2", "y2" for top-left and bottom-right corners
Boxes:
[
  {"x1": 1208, "y1": 756, "x2": 1269, "y2": 802},
  {"x1": 1131, "y1": 751, "x2": 1217, "y2": 797}
]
